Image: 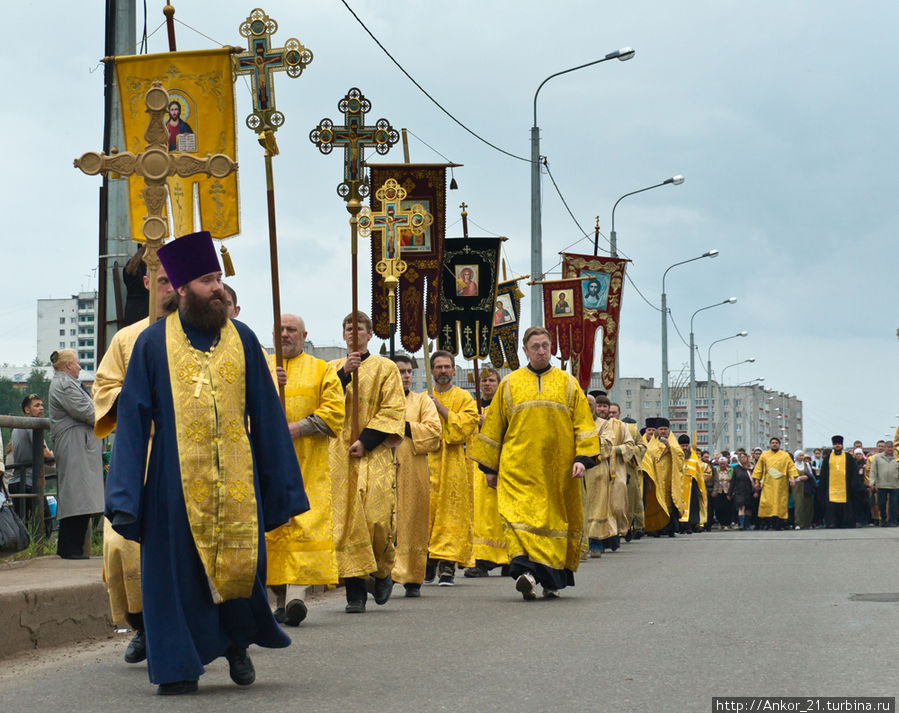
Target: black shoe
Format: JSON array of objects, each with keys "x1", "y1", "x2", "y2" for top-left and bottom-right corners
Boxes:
[
  {"x1": 225, "y1": 646, "x2": 255, "y2": 686},
  {"x1": 124, "y1": 630, "x2": 146, "y2": 664},
  {"x1": 157, "y1": 680, "x2": 198, "y2": 695},
  {"x1": 464, "y1": 565, "x2": 489, "y2": 578},
  {"x1": 438, "y1": 574, "x2": 455, "y2": 587},
  {"x1": 345, "y1": 599, "x2": 366, "y2": 613},
  {"x1": 634, "y1": 530, "x2": 644, "y2": 540},
  {"x1": 424, "y1": 560, "x2": 437, "y2": 583},
  {"x1": 404, "y1": 583, "x2": 421, "y2": 598},
  {"x1": 609, "y1": 535, "x2": 620, "y2": 552},
  {"x1": 500, "y1": 564, "x2": 511, "y2": 577},
  {"x1": 284, "y1": 599, "x2": 307, "y2": 626},
  {"x1": 373, "y1": 575, "x2": 393, "y2": 605},
  {"x1": 272, "y1": 607, "x2": 286, "y2": 624},
  {"x1": 624, "y1": 529, "x2": 634, "y2": 542}
]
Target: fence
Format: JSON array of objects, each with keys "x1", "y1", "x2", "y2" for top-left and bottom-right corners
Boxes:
[{"x1": 1, "y1": 414, "x2": 55, "y2": 545}]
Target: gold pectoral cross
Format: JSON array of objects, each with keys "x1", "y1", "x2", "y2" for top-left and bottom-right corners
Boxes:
[{"x1": 192, "y1": 371, "x2": 211, "y2": 398}]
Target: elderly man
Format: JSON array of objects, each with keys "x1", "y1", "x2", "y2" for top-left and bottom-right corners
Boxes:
[
  {"x1": 426, "y1": 350, "x2": 479, "y2": 586},
  {"x1": 871, "y1": 440, "x2": 899, "y2": 527},
  {"x1": 391, "y1": 355, "x2": 441, "y2": 597},
  {"x1": 265, "y1": 314, "x2": 344, "y2": 626},
  {"x1": 105, "y1": 232, "x2": 308, "y2": 695},
  {"x1": 92, "y1": 262, "x2": 174, "y2": 665},
  {"x1": 471, "y1": 327, "x2": 599, "y2": 601},
  {"x1": 329, "y1": 312, "x2": 405, "y2": 613}
]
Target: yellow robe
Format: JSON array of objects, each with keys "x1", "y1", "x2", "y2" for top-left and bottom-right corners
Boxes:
[
  {"x1": 470, "y1": 366, "x2": 599, "y2": 573},
  {"x1": 265, "y1": 352, "x2": 344, "y2": 586},
  {"x1": 625, "y1": 424, "x2": 646, "y2": 531},
  {"x1": 646, "y1": 433, "x2": 686, "y2": 516},
  {"x1": 428, "y1": 385, "x2": 479, "y2": 566},
  {"x1": 584, "y1": 417, "x2": 614, "y2": 539},
  {"x1": 607, "y1": 418, "x2": 635, "y2": 535},
  {"x1": 752, "y1": 449, "x2": 799, "y2": 519},
  {"x1": 92, "y1": 318, "x2": 149, "y2": 625},
  {"x1": 328, "y1": 354, "x2": 405, "y2": 579},
  {"x1": 680, "y1": 450, "x2": 708, "y2": 525},
  {"x1": 393, "y1": 390, "x2": 442, "y2": 584},
  {"x1": 471, "y1": 400, "x2": 509, "y2": 566}
]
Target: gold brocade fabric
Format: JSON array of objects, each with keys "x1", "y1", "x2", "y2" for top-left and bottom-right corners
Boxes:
[
  {"x1": 427, "y1": 386, "x2": 479, "y2": 566},
  {"x1": 646, "y1": 434, "x2": 686, "y2": 515},
  {"x1": 393, "y1": 391, "x2": 442, "y2": 584},
  {"x1": 680, "y1": 453, "x2": 709, "y2": 524},
  {"x1": 471, "y1": 404, "x2": 509, "y2": 565},
  {"x1": 641, "y1": 437, "x2": 670, "y2": 532},
  {"x1": 265, "y1": 352, "x2": 344, "y2": 586},
  {"x1": 328, "y1": 355, "x2": 405, "y2": 579},
  {"x1": 828, "y1": 452, "x2": 847, "y2": 504},
  {"x1": 470, "y1": 367, "x2": 599, "y2": 572},
  {"x1": 627, "y1": 425, "x2": 646, "y2": 530},
  {"x1": 102, "y1": 518, "x2": 142, "y2": 624},
  {"x1": 585, "y1": 417, "x2": 613, "y2": 539},
  {"x1": 166, "y1": 314, "x2": 256, "y2": 602},
  {"x1": 752, "y1": 449, "x2": 799, "y2": 518},
  {"x1": 93, "y1": 318, "x2": 150, "y2": 439}
]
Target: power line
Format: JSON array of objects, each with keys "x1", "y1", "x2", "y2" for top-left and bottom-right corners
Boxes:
[{"x1": 339, "y1": 0, "x2": 531, "y2": 163}]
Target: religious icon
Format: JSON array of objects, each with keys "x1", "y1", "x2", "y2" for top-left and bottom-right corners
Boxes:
[
  {"x1": 580, "y1": 271, "x2": 610, "y2": 311},
  {"x1": 493, "y1": 293, "x2": 515, "y2": 326},
  {"x1": 552, "y1": 288, "x2": 574, "y2": 316},
  {"x1": 167, "y1": 95, "x2": 196, "y2": 153},
  {"x1": 455, "y1": 265, "x2": 478, "y2": 296},
  {"x1": 398, "y1": 199, "x2": 432, "y2": 252}
]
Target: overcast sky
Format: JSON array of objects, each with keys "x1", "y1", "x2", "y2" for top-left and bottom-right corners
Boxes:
[{"x1": 2, "y1": 0, "x2": 895, "y2": 447}]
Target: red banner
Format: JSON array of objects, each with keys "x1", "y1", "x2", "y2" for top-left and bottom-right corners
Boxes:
[
  {"x1": 561, "y1": 253, "x2": 628, "y2": 389},
  {"x1": 541, "y1": 278, "x2": 585, "y2": 363}
]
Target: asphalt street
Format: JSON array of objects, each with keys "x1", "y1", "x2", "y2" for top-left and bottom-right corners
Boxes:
[{"x1": 2, "y1": 528, "x2": 897, "y2": 712}]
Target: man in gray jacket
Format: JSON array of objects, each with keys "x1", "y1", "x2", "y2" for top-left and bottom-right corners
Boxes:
[{"x1": 870, "y1": 440, "x2": 899, "y2": 527}]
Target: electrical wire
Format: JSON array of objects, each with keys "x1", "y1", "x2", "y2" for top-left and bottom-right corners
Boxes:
[
  {"x1": 405, "y1": 128, "x2": 454, "y2": 164},
  {"x1": 174, "y1": 17, "x2": 230, "y2": 47},
  {"x1": 668, "y1": 311, "x2": 692, "y2": 349},
  {"x1": 140, "y1": 0, "x2": 148, "y2": 53},
  {"x1": 339, "y1": 0, "x2": 532, "y2": 163}
]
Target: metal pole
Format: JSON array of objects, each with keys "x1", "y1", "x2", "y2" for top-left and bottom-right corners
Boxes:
[
  {"x1": 661, "y1": 291, "x2": 668, "y2": 418},
  {"x1": 707, "y1": 358, "x2": 714, "y2": 452},
  {"x1": 530, "y1": 126, "x2": 542, "y2": 327},
  {"x1": 689, "y1": 330, "x2": 696, "y2": 438}
]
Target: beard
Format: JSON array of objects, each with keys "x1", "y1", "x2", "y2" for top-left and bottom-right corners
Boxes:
[
  {"x1": 433, "y1": 372, "x2": 453, "y2": 386},
  {"x1": 181, "y1": 285, "x2": 229, "y2": 332}
]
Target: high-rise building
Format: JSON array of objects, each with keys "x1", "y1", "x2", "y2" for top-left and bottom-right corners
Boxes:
[{"x1": 36, "y1": 291, "x2": 99, "y2": 372}]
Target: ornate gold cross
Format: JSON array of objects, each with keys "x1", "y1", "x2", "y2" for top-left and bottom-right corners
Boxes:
[{"x1": 192, "y1": 371, "x2": 211, "y2": 398}]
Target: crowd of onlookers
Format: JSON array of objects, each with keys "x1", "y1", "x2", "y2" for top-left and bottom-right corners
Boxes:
[{"x1": 695, "y1": 438, "x2": 898, "y2": 531}]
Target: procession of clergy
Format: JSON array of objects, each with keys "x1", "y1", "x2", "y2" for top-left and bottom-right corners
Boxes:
[{"x1": 93, "y1": 230, "x2": 861, "y2": 695}]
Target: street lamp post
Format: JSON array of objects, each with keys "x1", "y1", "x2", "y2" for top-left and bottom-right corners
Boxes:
[
  {"x1": 530, "y1": 47, "x2": 634, "y2": 327},
  {"x1": 719, "y1": 358, "x2": 756, "y2": 449},
  {"x1": 605, "y1": 174, "x2": 684, "y2": 406},
  {"x1": 660, "y1": 250, "x2": 718, "y2": 418},
  {"x1": 689, "y1": 297, "x2": 737, "y2": 441},
  {"x1": 706, "y1": 330, "x2": 748, "y2": 451}
]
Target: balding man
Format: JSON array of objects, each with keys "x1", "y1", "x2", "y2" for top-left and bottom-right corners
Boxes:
[{"x1": 265, "y1": 314, "x2": 345, "y2": 625}]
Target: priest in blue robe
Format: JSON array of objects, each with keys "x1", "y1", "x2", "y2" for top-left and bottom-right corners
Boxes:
[{"x1": 105, "y1": 232, "x2": 308, "y2": 695}]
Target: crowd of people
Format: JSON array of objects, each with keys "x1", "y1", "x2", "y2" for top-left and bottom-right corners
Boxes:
[{"x1": 3, "y1": 229, "x2": 895, "y2": 698}]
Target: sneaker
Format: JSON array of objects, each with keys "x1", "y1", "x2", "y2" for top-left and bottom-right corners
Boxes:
[
  {"x1": 272, "y1": 607, "x2": 286, "y2": 624},
  {"x1": 225, "y1": 646, "x2": 255, "y2": 686},
  {"x1": 345, "y1": 599, "x2": 366, "y2": 613},
  {"x1": 284, "y1": 599, "x2": 308, "y2": 626},
  {"x1": 464, "y1": 565, "x2": 489, "y2": 578},
  {"x1": 157, "y1": 680, "x2": 198, "y2": 696},
  {"x1": 124, "y1": 630, "x2": 146, "y2": 663},
  {"x1": 542, "y1": 587, "x2": 560, "y2": 599},
  {"x1": 438, "y1": 574, "x2": 455, "y2": 586},
  {"x1": 515, "y1": 572, "x2": 537, "y2": 601},
  {"x1": 404, "y1": 583, "x2": 421, "y2": 598},
  {"x1": 373, "y1": 575, "x2": 393, "y2": 605}
]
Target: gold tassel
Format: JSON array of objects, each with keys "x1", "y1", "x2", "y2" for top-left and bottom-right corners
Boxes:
[{"x1": 220, "y1": 244, "x2": 235, "y2": 277}]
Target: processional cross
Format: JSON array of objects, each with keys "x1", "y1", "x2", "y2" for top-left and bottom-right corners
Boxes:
[
  {"x1": 309, "y1": 88, "x2": 399, "y2": 439},
  {"x1": 74, "y1": 80, "x2": 237, "y2": 322},
  {"x1": 358, "y1": 178, "x2": 433, "y2": 338},
  {"x1": 233, "y1": 7, "x2": 313, "y2": 406}
]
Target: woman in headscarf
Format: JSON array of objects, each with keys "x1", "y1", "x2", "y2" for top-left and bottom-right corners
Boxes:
[
  {"x1": 48, "y1": 349, "x2": 104, "y2": 558},
  {"x1": 728, "y1": 451, "x2": 755, "y2": 530},
  {"x1": 791, "y1": 449, "x2": 816, "y2": 530}
]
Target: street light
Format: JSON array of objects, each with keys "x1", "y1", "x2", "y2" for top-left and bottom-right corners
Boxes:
[
  {"x1": 530, "y1": 47, "x2": 635, "y2": 326},
  {"x1": 604, "y1": 175, "x2": 685, "y2": 257},
  {"x1": 689, "y1": 298, "x2": 737, "y2": 439},
  {"x1": 660, "y1": 249, "x2": 718, "y2": 417},
  {"x1": 736, "y1": 377, "x2": 764, "y2": 386},
  {"x1": 605, "y1": 173, "x2": 684, "y2": 407},
  {"x1": 705, "y1": 330, "x2": 748, "y2": 451},
  {"x1": 719, "y1": 358, "x2": 756, "y2": 448}
]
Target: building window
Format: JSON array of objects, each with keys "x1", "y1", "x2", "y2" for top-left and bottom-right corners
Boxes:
[
  {"x1": 625, "y1": 390, "x2": 632, "y2": 396},
  {"x1": 59, "y1": 329, "x2": 65, "y2": 336},
  {"x1": 644, "y1": 401, "x2": 652, "y2": 409},
  {"x1": 59, "y1": 342, "x2": 65, "y2": 348},
  {"x1": 735, "y1": 424, "x2": 742, "y2": 432},
  {"x1": 735, "y1": 399, "x2": 742, "y2": 406},
  {"x1": 70, "y1": 342, "x2": 76, "y2": 348},
  {"x1": 626, "y1": 401, "x2": 632, "y2": 409},
  {"x1": 59, "y1": 317, "x2": 65, "y2": 324},
  {"x1": 71, "y1": 317, "x2": 76, "y2": 323},
  {"x1": 70, "y1": 329, "x2": 76, "y2": 336}
]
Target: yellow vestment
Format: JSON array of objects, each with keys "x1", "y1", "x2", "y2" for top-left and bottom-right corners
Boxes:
[
  {"x1": 607, "y1": 418, "x2": 635, "y2": 536},
  {"x1": 680, "y1": 450, "x2": 708, "y2": 525},
  {"x1": 828, "y1": 452, "x2": 847, "y2": 504},
  {"x1": 646, "y1": 433, "x2": 686, "y2": 517},
  {"x1": 393, "y1": 390, "x2": 441, "y2": 584},
  {"x1": 584, "y1": 417, "x2": 614, "y2": 539},
  {"x1": 625, "y1": 423, "x2": 646, "y2": 531},
  {"x1": 328, "y1": 354, "x2": 405, "y2": 579},
  {"x1": 470, "y1": 367, "x2": 599, "y2": 573},
  {"x1": 265, "y1": 352, "x2": 344, "y2": 586},
  {"x1": 752, "y1": 449, "x2": 799, "y2": 519},
  {"x1": 428, "y1": 385, "x2": 479, "y2": 566},
  {"x1": 92, "y1": 317, "x2": 149, "y2": 625},
  {"x1": 471, "y1": 401, "x2": 509, "y2": 566}
]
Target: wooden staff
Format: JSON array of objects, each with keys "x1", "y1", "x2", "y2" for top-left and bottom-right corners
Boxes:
[
  {"x1": 260, "y1": 129, "x2": 286, "y2": 406},
  {"x1": 422, "y1": 303, "x2": 433, "y2": 396},
  {"x1": 164, "y1": 4, "x2": 177, "y2": 51},
  {"x1": 348, "y1": 186, "x2": 363, "y2": 440}
]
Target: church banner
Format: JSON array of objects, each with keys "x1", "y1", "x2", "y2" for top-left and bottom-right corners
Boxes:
[
  {"x1": 488, "y1": 278, "x2": 525, "y2": 370},
  {"x1": 438, "y1": 237, "x2": 502, "y2": 360},
  {"x1": 115, "y1": 48, "x2": 239, "y2": 241},
  {"x1": 368, "y1": 163, "x2": 452, "y2": 353},
  {"x1": 541, "y1": 277, "x2": 585, "y2": 363},
  {"x1": 561, "y1": 252, "x2": 628, "y2": 389}
]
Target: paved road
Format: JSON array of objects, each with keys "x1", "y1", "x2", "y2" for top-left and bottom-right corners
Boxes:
[{"x1": 2, "y1": 528, "x2": 897, "y2": 712}]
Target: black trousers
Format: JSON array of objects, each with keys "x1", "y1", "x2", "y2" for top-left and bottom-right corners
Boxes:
[
  {"x1": 57, "y1": 515, "x2": 91, "y2": 558},
  {"x1": 825, "y1": 501, "x2": 855, "y2": 529}
]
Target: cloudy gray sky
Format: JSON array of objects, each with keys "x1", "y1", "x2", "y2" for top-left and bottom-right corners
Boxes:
[{"x1": 2, "y1": 0, "x2": 895, "y2": 446}]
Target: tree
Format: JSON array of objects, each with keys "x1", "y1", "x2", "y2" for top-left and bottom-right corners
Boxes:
[{"x1": 25, "y1": 369, "x2": 51, "y2": 408}]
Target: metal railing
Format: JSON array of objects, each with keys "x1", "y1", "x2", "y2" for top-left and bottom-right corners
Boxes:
[{"x1": 1, "y1": 414, "x2": 55, "y2": 545}]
